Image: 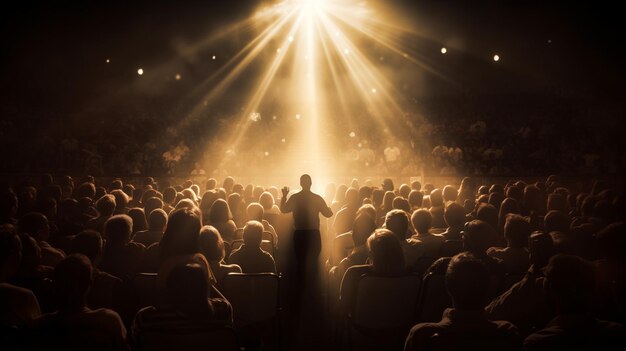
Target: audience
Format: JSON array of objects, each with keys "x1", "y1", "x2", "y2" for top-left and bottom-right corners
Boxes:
[{"x1": 228, "y1": 221, "x2": 276, "y2": 273}]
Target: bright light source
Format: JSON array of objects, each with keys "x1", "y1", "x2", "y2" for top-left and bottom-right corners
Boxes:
[
  {"x1": 493, "y1": 54, "x2": 500, "y2": 62},
  {"x1": 547, "y1": 39, "x2": 552, "y2": 44},
  {"x1": 137, "y1": 68, "x2": 144, "y2": 75},
  {"x1": 264, "y1": 151, "x2": 270, "y2": 157},
  {"x1": 371, "y1": 88, "x2": 377, "y2": 93},
  {"x1": 175, "y1": 74, "x2": 181, "y2": 80},
  {"x1": 281, "y1": 138, "x2": 286, "y2": 143},
  {"x1": 288, "y1": 35, "x2": 294, "y2": 43},
  {"x1": 343, "y1": 48, "x2": 350, "y2": 55},
  {"x1": 106, "y1": 59, "x2": 110, "y2": 63},
  {"x1": 212, "y1": 55, "x2": 216, "y2": 60},
  {"x1": 349, "y1": 131, "x2": 356, "y2": 138},
  {"x1": 249, "y1": 112, "x2": 261, "y2": 122},
  {"x1": 441, "y1": 47, "x2": 447, "y2": 54},
  {"x1": 295, "y1": 114, "x2": 301, "y2": 120},
  {"x1": 272, "y1": 115, "x2": 277, "y2": 120}
]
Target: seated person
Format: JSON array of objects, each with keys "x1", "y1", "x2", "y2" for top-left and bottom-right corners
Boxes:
[
  {"x1": 441, "y1": 202, "x2": 466, "y2": 241},
  {"x1": 410, "y1": 209, "x2": 445, "y2": 258},
  {"x1": 99, "y1": 215, "x2": 145, "y2": 281},
  {"x1": 405, "y1": 253, "x2": 520, "y2": 351},
  {"x1": 386, "y1": 210, "x2": 425, "y2": 269},
  {"x1": 340, "y1": 229, "x2": 407, "y2": 315},
  {"x1": 487, "y1": 214, "x2": 531, "y2": 274},
  {"x1": 132, "y1": 262, "x2": 233, "y2": 346},
  {"x1": 31, "y1": 254, "x2": 129, "y2": 350},
  {"x1": 524, "y1": 254, "x2": 626, "y2": 350},
  {"x1": 245, "y1": 203, "x2": 277, "y2": 246},
  {"x1": 0, "y1": 229, "x2": 41, "y2": 328},
  {"x1": 228, "y1": 221, "x2": 276, "y2": 273},
  {"x1": 18, "y1": 212, "x2": 65, "y2": 266},
  {"x1": 198, "y1": 225, "x2": 242, "y2": 290},
  {"x1": 132, "y1": 209, "x2": 167, "y2": 247}
]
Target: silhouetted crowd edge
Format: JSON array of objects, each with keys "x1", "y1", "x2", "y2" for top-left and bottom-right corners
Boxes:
[{"x1": 1, "y1": 173, "x2": 625, "y2": 350}]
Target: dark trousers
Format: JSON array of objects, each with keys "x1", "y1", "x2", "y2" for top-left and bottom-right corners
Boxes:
[{"x1": 293, "y1": 229, "x2": 321, "y2": 290}]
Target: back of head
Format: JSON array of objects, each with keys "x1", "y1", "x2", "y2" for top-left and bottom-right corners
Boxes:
[
  {"x1": 198, "y1": 226, "x2": 225, "y2": 262},
  {"x1": 410, "y1": 180, "x2": 421, "y2": 191},
  {"x1": 384, "y1": 209, "x2": 409, "y2": 240},
  {"x1": 544, "y1": 210, "x2": 570, "y2": 233},
  {"x1": 392, "y1": 197, "x2": 411, "y2": 213},
  {"x1": 104, "y1": 214, "x2": 133, "y2": 245},
  {"x1": 352, "y1": 213, "x2": 377, "y2": 247},
  {"x1": 382, "y1": 178, "x2": 394, "y2": 192},
  {"x1": 430, "y1": 188, "x2": 444, "y2": 207},
  {"x1": 444, "y1": 202, "x2": 466, "y2": 228},
  {"x1": 356, "y1": 204, "x2": 377, "y2": 220},
  {"x1": 160, "y1": 208, "x2": 201, "y2": 262},
  {"x1": 259, "y1": 192, "x2": 275, "y2": 211},
  {"x1": 476, "y1": 203, "x2": 498, "y2": 229},
  {"x1": 367, "y1": 229, "x2": 405, "y2": 275},
  {"x1": 206, "y1": 178, "x2": 217, "y2": 191},
  {"x1": 96, "y1": 194, "x2": 116, "y2": 217},
  {"x1": 445, "y1": 253, "x2": 490, "y2": 310},
  {"x1": 243, "y1": 220, "x2": 264, "y2": 248},
  {"x1": 167, "y1": 263, "x2": 210, "y2": 317},
  {"x1": 76, "y1": 182, "x2": 96, "y2": 200},
  {"x1": 463, "y1": 220, "x2": 497, "y2": 256},
  {"x1": 524, "y1": 185, "x2": 543, "y2": 212},
  {"x1": 529, "y1": 231, "x2": 554, "y2": 269},
  {"x1": 208, "y1": 199, "x2": 231, "y2": 223},
  {"x1": 442, "y1": 185, "x2": 458, "y2": 202},
  {"x1": 504, "y1": 214, "x2": 531, "y2": 248},
  {"x1": 547, "y1": 193, "x2": 567, "y2": 212},
  {"x1": 163, "y1": 187, "x2": 177, "y2": 205},
  {"x1": 399, "y1": 184, "x2": 411, "y2": 199},
  {"x1": 411, "y1": 209, "x2": 432, "y2": 235},
  {"x1": 145, "y1": 197, "x2": 164, "y2": 217},
  {"x1": 300, "y1": 174, "x2": 312, "y2": 190},
  {"x1": 246, "y1": 202, "x2": 264, "y2": 221},
  {"x1": 127, "y1": 208, "x2": 147, "y2": 233},
  {"x1": 545, "y1": 254, "x2": 595, "y2": 313},
  {"x1": 148, "y1": 208, "x2": 168, "y2": 231},
  {"x1": 371, "y1": 189, "x2": 384, "y2": 207},
  {"x1": 345, "y1": 187, "x2": 360, "y2": 208},
  {"x1": 54, "y1": 254, "x2": 93, "y2": 308},
  {"x1": 71, "y1": 230, "x2": 103, "y2": 264},
  {"x1": 488, "y1": 192, "x2": 504, "y2": 210},
  {"x1": 18, "y1": 212, "x2": 48, "y2": 238},
  {"x1": 110, "y1": 189, "x2": 129, "y2": 210},
  {"x1": 499, "y1": 197, "x2": 520, "y2": 220},
  {"x1": 408, "y1": 190, "x2": 423, "y2": 209}
]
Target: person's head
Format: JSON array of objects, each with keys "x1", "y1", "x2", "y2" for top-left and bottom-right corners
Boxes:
[
  {"x1": 71, "y1": 230, "x2": 103, "y2": 266},
  {"x1": 18, "y1": 212, "x2": 50, "y2": 241},
  {"x1": 75, "y1": 182, "x2": 96, "y2": 200},
  {"x1": 0, "y1": 229, "x2": 22, "y2": 280},
  {"x1": 300, "y1": 174, "x2": 312, "y2": 191},
  {"x1": 544, "y1": 210, "x2": 570, "y2": 233},
  {"x1": 399, "y1": 184, "x2": 411, "y2": 199},
  {"x1": 246, "y1": 202, "x2": 264, "y2": 221},
  {"x1": 54, "y1": 254, "x2": 93, "y2": 310},
  {"x1": 163, "y1": 187, "x2": 177, "y2": 206},
  {"x1": 430, "y1": 189, "x2": 444, "y2": 207},
  {"x1": 352, "y1": 213, "x2": 377, "y2": 247},
  {"x1": 410, "y1": 180, "x2": 421, "y2": 191},
  {"x1": 547, "y1": 193, "x2": 567, "y2": 212},
  {"x1": 127, "y1": 207, "x2": 147, "y2": 234},
  {"x1": 445, "y1": 253, "x2": 491, "y2": 310},
  {"x1": 382, "y1": 191, "x2": 395, "y2": 211},
  {"x1": 358, "y1": 186, "x2": 373, "y2": 203},
  {"x1": 166, "y1": 263, "x2": 211, "y2": 317},
  {"x1": 104, "y1": 214, "x2": 133, "y2": 246},
  {"x1": 148, "y1": 208, "x2": 168, "y2": 232},
  {"x1": 123, "y1": 184, "x2": 135, "y2": 198},
  {"x1": 259, "y1": 192, "x2": 275, "y2": 211},
  {"x1": 498, "y1": 197, "x2": 520, "y2": 223},
  {"x1": 144, "y1": 197, "x2": 163, "y2": 218},
  {"x1": 371, "y1": 189, "x2": 384, "y2": 208},
  {"x1": 384, "y1": 209, "x2": 410, "y2": 240},
  {"x1": 253, "y1": 186, "x2": 265, "y2": 202},
  {"x1": 222, "y1": 177, "x2": 235, "y2": 194},
  {"x1": 442, "y1": 185, "x2": 458, "y2": 202},
  {"x1": 411, "y1": 209, "x2": 432, "y2": 235},
  {"x1": 408, "y1": 190, "x2": 423, "y2": 209},
  {"x1": 476, "y1": 203, "x2": 498, "y2": 230},
  {"x1": 488, "y1": 192, "x2": 504, "y2": 210},
  {"x1": 504, "y1": 214, "x2": 531, "y2": 248},
  {"x1": 524, "y1": 185, "x2": 544, "y2": 213},
  {"x1": 444, "y1": 202, "x2": 466, "y2": 229},
  {"x1": 110, "y1": 189, "x2": 129, "y2": 212},
  {"x1": 356, "y1": 204, "x2": 377, "y2": 220},
  {"x1": 160, "y1": 208, "x2": 202, "y2": 262},
  {"x1": 544, "y1": 254, "x2": 595, "y2": 314},
  {"x1": 198, "y1": 225, "x2": 225, "y2": 262},
  {"x1": 345, "y1": 187, "x2": 360, "y2": 209},
  {"x1": 367, "y1": 229, "x2": 405, "y2": 274},
  {"x1": 95, "y1": 194, "x2": 116, "y2": 217},
  {"x1": 243, "y1": 220, "x2": 264, "y2": 248},
  {"x1": 392, "y1": 197, "x2": 411, "y2": 213},
  {"x1": 206, "y1": 178, "x2": 217, "y2": 191},
  {"x1": 208, "y1": 198, "x2": 232, "y2": 223},
  {"x1": 382, "y1": 178, "x2": 394, "y2": 192},
  {"x1": 182, "y1": 188, "x2": 198, "y2": 204},
  {"x1": 462, "y1": 220, "x2": 497, "y2": 256}
]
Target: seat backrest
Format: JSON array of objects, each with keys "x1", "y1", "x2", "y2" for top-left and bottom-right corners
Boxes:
[
  {"x1": 352, "y1": 274, "x2": 421, "y2": 329},
  {"x1": 133, "y1": 273, "x2": 158, "y2": 308},
  {"x1": 439, "y1": 240, "x2": 463, "y2": 258},
  {"x1": 414, "y1": 257, "x2": 437, "y2": 276},
  {"x1": 221, "y1": 273, "x2": 279, "y2": 326},
  {"x1": 138, "y1": 326, "x2": 239, "y2": 351},
  {"x1": 417, "y1": 273, "x2": 451, "y2": 323}
]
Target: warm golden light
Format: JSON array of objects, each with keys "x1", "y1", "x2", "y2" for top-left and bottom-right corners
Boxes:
[
  {"x1": 137, "y1": 68, "x2": 144, "y2": 75},
  {"x1": 441, "y1": 47, "x2": 447, "y2": 54},
  {"x1": 493, "y1": 54, "x2": 500, "y2": 62}
]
